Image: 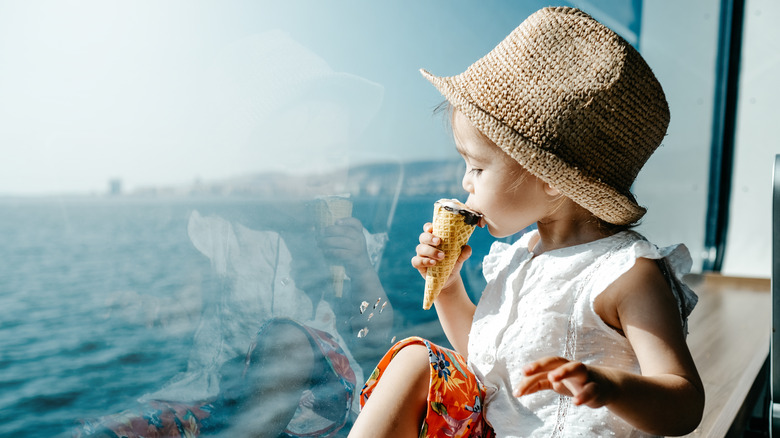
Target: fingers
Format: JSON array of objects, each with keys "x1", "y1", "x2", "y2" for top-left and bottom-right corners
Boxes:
[
  {"x1": 317, "y1": 219, "x2": 370, "y2": 268},
  {"x1": 318, "y1": 231, "x2": 365, "y2": 259},
  {"x1": 411, "y1": 222, "x2": 473, "y2": 279},
  {"x1": 336, "y1": 217, "x2": 363, "y2": 229},
  {"x1": 411, "y1": 247, "x2": 441, "y2": 278},
  {"x1": 419, "y1": 223, "x2": 439, "y2": 247},
  {"x1": 515, "y1": 357, "x2": 568, "y2": 397},
  {"x1": 514, "y1": 370, "x2": 554, "y2": 397},
  {"x1": 319, "y1": 218, "x2": 363, "y2": 240},
  {"x1": 457, "y1": 245, "x2": 472, "y2": 263},
  {"x1": 553, "y1": 364, "x2": 611, "y2": 408},
  {"x1": 412, "y1": 223, "x2": 443, "y2": 272},
  {"x1": 522, "y1": 356, "x2": 570, "y2": 375},
  {"x1": 571, "y1": 381, "x2": 601, "y2": 407},
  {"x1": 515, "y1": 357, "x2": 592, "y2": 402},
  {"x1": 548, "y1": 362, "x2": 590, "y2": 401},
  {"x1": 415, "y1": 222, "x2": 473, "y2": 265},
  {"x1": 548, "y1": 361, "x2": 589, "y2": 384},
  {"x1": 415, "y1": 241, "x2": 444, "y2": 264}
]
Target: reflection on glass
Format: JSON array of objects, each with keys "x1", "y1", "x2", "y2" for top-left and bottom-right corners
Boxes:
[{"x1": 65, "y1": 28, "x2": 394, "y2": 437}]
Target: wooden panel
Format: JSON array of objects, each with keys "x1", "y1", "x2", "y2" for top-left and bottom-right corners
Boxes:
[{"x1": 683, "y1": 274, "x2": 770, "y2": 437}]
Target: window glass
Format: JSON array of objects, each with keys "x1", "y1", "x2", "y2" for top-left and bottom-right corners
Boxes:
[
  {"x1": 631, "y1": 0, "x2": 721, "y2": 270},
  {"x1": 0, "y1": 1, "x2": 720, "y2": 436},
  {"x1": 722, "y1": 0, "x2": 777, "y2": 278}
]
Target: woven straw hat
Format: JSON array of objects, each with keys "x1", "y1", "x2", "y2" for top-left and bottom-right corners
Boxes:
[{"x1": 421, "y1": 7, "x2": 669, "y2": 225}]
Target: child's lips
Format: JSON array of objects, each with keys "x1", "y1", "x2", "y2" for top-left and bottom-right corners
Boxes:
[
  {"x1": 464, "y1": 201, "x2": 484, "y2": 227},
  {"x1": 468, "y1": 207, "x2": 486, "y2": 228}
]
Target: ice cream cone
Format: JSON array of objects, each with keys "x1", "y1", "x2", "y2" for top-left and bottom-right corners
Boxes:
[
  {"x1": 314, "y1": 195, "x2": 353, "y2": 297},
  {"x1": 423, "y1": 199, "x2": 481, "y2": 310}
]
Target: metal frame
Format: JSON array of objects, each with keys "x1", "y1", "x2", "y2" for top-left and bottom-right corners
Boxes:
[
  {"x1": 702, "y1": 0, "x2": 745, "y2": 272},
  {"x1": 771, "y1": 154, "x2": 780, "y2": 435}
]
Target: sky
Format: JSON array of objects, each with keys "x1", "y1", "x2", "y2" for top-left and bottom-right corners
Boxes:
[
  {"x1": 0, "y1": 0, "x2": 555, "y2": 196},
  {"x1": 0, "y1": 1, "x2": 336, "y2": 195}
]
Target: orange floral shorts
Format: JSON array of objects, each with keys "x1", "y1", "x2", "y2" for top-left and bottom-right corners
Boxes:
[{"x1": 359, "y1": 337, "x2": 494, "y2": 438}]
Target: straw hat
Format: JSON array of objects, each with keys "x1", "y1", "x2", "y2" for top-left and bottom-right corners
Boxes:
[{"x1": 421, "y1": 7, "x2": 669, "y2": 225}]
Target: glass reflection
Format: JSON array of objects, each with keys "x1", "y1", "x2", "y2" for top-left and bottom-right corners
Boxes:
[{"x1": 70, "y1": 28, "x2": 391, "y2": 437}]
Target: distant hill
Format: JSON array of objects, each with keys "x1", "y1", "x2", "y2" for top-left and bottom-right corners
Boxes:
[{"x1": 130, "y1": 160, "x2": 466, "y2": 199}]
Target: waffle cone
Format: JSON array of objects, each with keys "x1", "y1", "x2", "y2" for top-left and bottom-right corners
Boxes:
[
  {"x1": 423, "y1": 199, "x2": 479, "y2": 310},
  {"x1": 314, "y1": 196, "x2": 353, "y2": 297}
]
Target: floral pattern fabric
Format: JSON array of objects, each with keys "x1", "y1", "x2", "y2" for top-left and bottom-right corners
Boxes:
[
  {"x1": 73, "y1": 400, "x2": 215, "y2": 438},
  {"x1": 359, "y1": 337, "x2": 494, "y2": 438}
]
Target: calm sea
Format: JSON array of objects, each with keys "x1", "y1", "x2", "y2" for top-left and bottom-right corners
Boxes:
[{"x1": 0, "y1": 196, "x2": 501, "y2": 437}]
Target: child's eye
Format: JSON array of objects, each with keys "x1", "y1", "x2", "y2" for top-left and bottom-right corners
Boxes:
[{"x1": 469, "y1": 168, "x2": 483, "y2": 176}]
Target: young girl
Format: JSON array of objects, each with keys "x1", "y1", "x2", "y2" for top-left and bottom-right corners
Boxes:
[{"x1": 349, "y1": 6, "x2": 704, "y2": 438}]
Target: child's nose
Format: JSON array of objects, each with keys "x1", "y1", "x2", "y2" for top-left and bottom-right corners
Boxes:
[{"x1": 462, "y1": 173, "x2": 474, "y2": 194}]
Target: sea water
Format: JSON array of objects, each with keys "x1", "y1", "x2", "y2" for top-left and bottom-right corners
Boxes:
[{"x1": 0, "y1": 195, "x2": 500, "y2": 437}]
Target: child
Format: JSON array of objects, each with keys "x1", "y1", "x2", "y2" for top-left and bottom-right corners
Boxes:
[{"x1": 350, "y1": 6, "x2": 703, "y2": 438}]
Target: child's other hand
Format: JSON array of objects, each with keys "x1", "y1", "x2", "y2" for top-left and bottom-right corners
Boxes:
[
  {"x1": 515, "y1": 356, "x2": 615, "y2": 409},
  {"x1": 317, "y1": 217, "x2": 371, "y2": 272},
  {"x1": 411, "y1": 222, "x2": 471, "y2": 283}
]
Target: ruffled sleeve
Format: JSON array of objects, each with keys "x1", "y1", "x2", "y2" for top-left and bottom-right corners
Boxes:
[
  {"x1": 633, "y1": 240, "x2": 698, "y2": 330},
  {"x1": 482, "y1": 231, "x2": 536, "y2": 283},
  {"x1": 592, "y1": 233, "x2": 699, "y2": 334},
  {"x1": 656, "y1": 243, "x2": 698, "y2": 334},
  {"x1": 482, "y1": 241, "x2": 511, "y2": 282}
]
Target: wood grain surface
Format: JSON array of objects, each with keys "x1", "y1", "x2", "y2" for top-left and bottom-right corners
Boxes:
[{"x1": 682, "y1": 274, "x2": 770, "y2": 437}]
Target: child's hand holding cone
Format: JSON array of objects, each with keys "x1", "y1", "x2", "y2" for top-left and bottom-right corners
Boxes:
[{"x1": 415, "y1": 199, "x2": 482, "y2": 310}]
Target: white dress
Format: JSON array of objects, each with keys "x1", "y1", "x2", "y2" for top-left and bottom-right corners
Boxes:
[{"x1": 467, "y1": 230, "x2": 698, "y2": 437}]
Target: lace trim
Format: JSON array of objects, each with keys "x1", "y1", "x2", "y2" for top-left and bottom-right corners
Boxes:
[{"x1": 551, "y1": 235, "x2": 633, "y2": 437}]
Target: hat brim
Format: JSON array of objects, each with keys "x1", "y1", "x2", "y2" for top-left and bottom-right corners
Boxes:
[{"x1": 421, "y1": 68, "x2": 646, "y2": 226}]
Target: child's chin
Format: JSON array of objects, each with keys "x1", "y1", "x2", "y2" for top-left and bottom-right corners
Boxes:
[
  {"x1": 486, "y1": 226, "x2": 507, "y2": 238},
  {"x1": 487, "y1": 225, "x2": 525, "y2": 239}
]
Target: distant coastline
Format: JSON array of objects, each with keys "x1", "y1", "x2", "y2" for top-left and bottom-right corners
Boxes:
[{"x1": 0, "y1": 160, "x2": 467, "y2": 201}]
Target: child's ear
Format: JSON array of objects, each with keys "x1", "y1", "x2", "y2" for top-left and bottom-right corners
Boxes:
[{"x1": 544, "y1": 183, "x2": 560, "y2": 197}]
